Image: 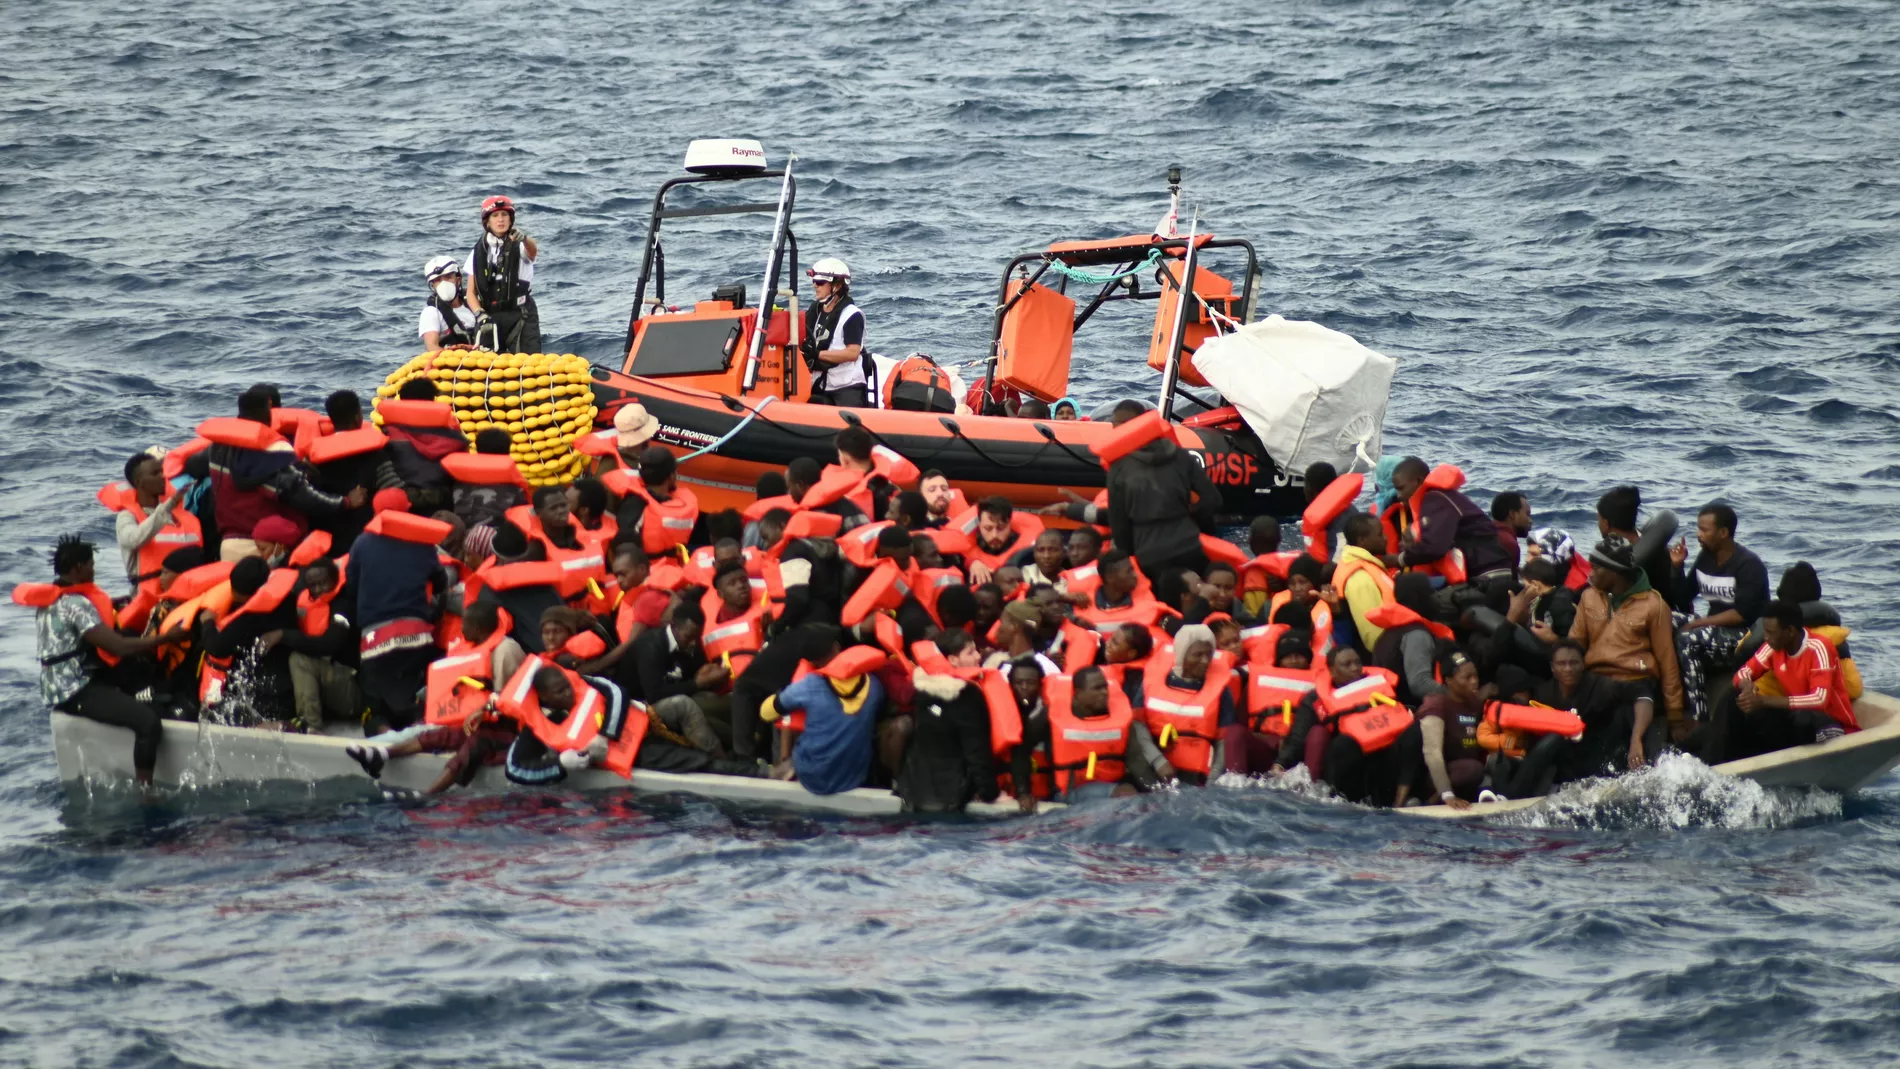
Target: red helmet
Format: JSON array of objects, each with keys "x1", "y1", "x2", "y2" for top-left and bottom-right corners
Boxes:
[{"x1": 481, "y1": 195, "x2": 516, "y2": 219}]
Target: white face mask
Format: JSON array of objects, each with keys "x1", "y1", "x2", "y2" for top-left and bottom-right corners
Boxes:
[{"x1": 433, "y1": 279, "x2": 458, "y2": 301}]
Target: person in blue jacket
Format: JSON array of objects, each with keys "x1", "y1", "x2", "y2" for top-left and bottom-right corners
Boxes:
[{"x1": 762, "y1": 633, "x2": 886, "y2": 795}]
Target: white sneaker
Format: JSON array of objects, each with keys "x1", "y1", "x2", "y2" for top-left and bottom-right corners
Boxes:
[
  {"x1": 1476, "y1": 789, "x2": 1501, "y2": 804},
  {"x1": 1816, "y1": 726, "x2": 1846, "y2": 744}
]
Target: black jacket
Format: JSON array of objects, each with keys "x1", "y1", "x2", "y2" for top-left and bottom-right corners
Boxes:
[
  {"x1": 1106, "y1": 438, "x2": 1218, "y2": 570},
  {"x1": 624, "y1": 623, "x2": 707, "y2": 704},
  {"x1": 896, "y1": 669, "x2": 1000, "y2": 813}
]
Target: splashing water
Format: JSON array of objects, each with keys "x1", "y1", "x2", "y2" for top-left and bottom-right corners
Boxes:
[{"x1": 1498, "y1": 751, "x2": 1843, "y2": 831}]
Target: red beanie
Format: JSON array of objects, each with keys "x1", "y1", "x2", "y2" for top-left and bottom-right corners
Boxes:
[{"x1": 372, "y1": 488, "x2": 412, "y2": 515}]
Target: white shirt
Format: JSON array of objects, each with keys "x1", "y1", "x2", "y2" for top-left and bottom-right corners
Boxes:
[
  {"x1": 814, "y1": 303, "x2": 866, "y2": 390},
  {"x1": 418, "y1": 302, "x2": 480, "y2": 341}
]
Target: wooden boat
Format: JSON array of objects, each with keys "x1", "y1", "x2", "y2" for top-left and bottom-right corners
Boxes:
[
  {"x1": 1401, "y1": 691, "x2": 1900, "y2": 819},
  {"x1": 47, "y1": 712, "x2": 1040, "y2": 817}
]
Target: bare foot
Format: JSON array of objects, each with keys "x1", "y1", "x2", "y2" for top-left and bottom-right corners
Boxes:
[{"x1": 770, "y1": 759, "x2": 797, "y2": 782}]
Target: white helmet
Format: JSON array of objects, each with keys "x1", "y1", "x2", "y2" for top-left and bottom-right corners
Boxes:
[
  {"x1": 424, "y1": 255, "x2": 461, "y2": 282},
  {"x1": 807, "y1": 257, "x2": 851, "y2": 282}
]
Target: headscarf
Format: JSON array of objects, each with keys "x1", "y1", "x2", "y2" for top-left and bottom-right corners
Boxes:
[
  {"x1": 1172, "y1": 624, "x2": 1216, "y2": 677},
  {"x1": 1371, "y1": 454, "x2": 1403, "y2": 513}
]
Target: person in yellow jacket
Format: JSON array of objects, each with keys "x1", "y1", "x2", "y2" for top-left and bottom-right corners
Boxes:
[{"x1": 1332, "y1": 514, "x2": 1397, "y2": 651}]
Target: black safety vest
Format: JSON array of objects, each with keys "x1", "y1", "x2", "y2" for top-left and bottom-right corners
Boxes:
[
  {"x1": 470, "y1": 235, "x2": 528, "y2": 308},
  {"x1": 428, "y1": 295, "x2": 475, "y2": 347}
]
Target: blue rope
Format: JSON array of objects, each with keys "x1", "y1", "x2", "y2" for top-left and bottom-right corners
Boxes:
[
  {"x1": 679, "y1": 396, "x2": 775, "y2": 461},
  {"x1": 1043, "y1": 247, "x2": 1164, "y2": 285}
]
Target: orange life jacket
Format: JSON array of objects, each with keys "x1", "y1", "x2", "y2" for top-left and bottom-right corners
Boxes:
[
  {"x1": 363, "y1": 510, "x2": 454, "y2": 546},
  {"x1": 197, "y1": 416, "x2": 286, "y2": 452},
  {"x1": 1094, "y1": 410, "x2": 1169, "y2": 467},
  {"x1": 1246, "y1": 664, "x2": 1319, "y2": 737},
  {"x1": 304, "y1": 426, "x2": 387, "y2": 465},
  {"x1": 1199, "y1": 535, "x2": 1250, "y2": 573},
  {"x1": 1483, "y1": 701, "x2": 1584, "y2": 741},
  {"x1": 440, "y1": 452, "x2": 526, "y2": 487},
  {"x1": 1301, "y1": 473, "x2": 1364, "y2": 564},
  {"x1": 1360, "y1": 602, "x2": 1456, "y2": 641},
  {"x1": 375, "y1": 399, "x2": 460, "y2": 429},
  {"x1": 976, "y1": 669, "x2": 1027, "y2": 758},
  {"x1": 271, "y1": 407, "x2": 329, "y2": 454},
  {"x1": 162, "y1": 436, "x2": 210, "y2": 480},
  {"x1": 947, "y1": 507, "x2": 1045, "y2": 574},
  {"x1": 870, "y1": 445, "x2": 919, "y2": 487},
  {"x1": 1315, "y1": 667, "x2": 1413, "y2": 753},
  {"x1": 1053, "y1": 619, "x2": 1101, "y2": 673},
  {"x1": 13, "y1": 582, "x2": 121, "y2": 668},
  {"x1": 841, "y1": 558, "x2": 915, "y2": 627},
  {"x1": 700, "y1": 587, "x2": 768, "y2": 678},
  {"x1": 1400, "y1": 465, "x2": 1470, "y2": 585},
  {"x1": 503, "y1": 505, "x2": 607, "y2": 596},
  {"x1": 295, "y1": 584, "x2": 342, "y2": 638},
  {"x1": 1266, "y1": 590, "x2": 1335, "y2": 660},
  {"x1": 1045, "y1": 673, "x2": 1134, "y2": 795},
  {"x1": 801, "y1": 464, "x2": 872, "y2": 515},
  {"x1": 839, "y1": 520, "x2": 897, "y2": 570},
  {"x1": 94, "y1": 484, "x2": 203, "y2": 591},
  {"x1": 1074, "y1": 587, "x2": 1170, "y2": 638},
  {"x1": 1240, "y1": 551, "x2": 1298, "y2": 596},
  {"x1": 630, "y1": 485, "x2": 700, "y2": 556},
  {"x1": 613, "y1": 582, "x2": 657, "y2": 644},
  {"x1": 912, "y1": 567, "x2": 962, "y2": 625},
  {"x1": 742, "y1": 493, "x2": 800, "y2": 522},
  {"x1": 1332, "y1": 552, "x2": 1398, "y2": 645},
  {"x1": 200, "y1": 569, "x2": 299, "y2": 705},
  {"x1": 494, "y1": 656, "x2": 643, "y2": 778},
  {"x1": 1059, "y1": 556, "x2": 1156, "y2": 601},
  {"x1": 1139, "y1": 654, "x2": 1232, "y2": 776},
  {"x1": 422, "y1": 615, "x2": 513, "y2": 727}
]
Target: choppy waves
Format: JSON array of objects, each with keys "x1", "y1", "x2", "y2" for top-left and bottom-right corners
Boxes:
[{"x1": 5, "y1": 0, "x2": 1900, "y2": 1064}]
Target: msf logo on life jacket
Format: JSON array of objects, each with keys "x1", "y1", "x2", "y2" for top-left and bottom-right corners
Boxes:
[{"x1": 1196, "y1": 449, "x2": 1258, "y2": 487}]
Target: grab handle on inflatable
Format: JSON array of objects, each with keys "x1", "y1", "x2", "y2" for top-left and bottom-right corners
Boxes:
[{"x1": 1086, "y1": 752, "x2": 1098, "y2": 781}]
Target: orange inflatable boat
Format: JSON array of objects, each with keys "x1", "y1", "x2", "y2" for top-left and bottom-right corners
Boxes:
[{"x1": 588, "y1": 146, "x2": 1311, "y2": 519}]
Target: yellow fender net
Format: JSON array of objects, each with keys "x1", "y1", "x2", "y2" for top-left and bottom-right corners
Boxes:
[{"x1": 374, "y1": 349, "x2": 598, "y2": 487}]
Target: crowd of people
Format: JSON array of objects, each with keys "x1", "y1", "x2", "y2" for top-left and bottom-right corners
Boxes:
[{"x1": 22, "y1": 374, "x2": 1867, "y2": 810}]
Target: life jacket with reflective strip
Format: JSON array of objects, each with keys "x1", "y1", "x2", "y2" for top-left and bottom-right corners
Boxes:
[
  {"x1": 1060, "y1": 557, "x2": 1156, "y2": 601},
  {"x1": 1238, "y1": 620, "x2": 1286, "y2": 664},
  {"x1": 1301, "y1": 473, "x2": 1364, "y2": 564},
  {"x1": 201, "y1": 569, "x2": 299, "y2": 705},
  {"x1": 699, "y1": 587, "x2": 768, "y2": 678},
  {"x1": 1246, "y1": 664, "x2": 1319, "y2": 737},
  {"x1": 870, "y1": 613, "x2": 911, "y2": 672},
  {"x1": 839, "y1": 520, "x2": 896, "y2": 570},
  {"x1": 13, "y1": 583, "x2": 121, "y2": 668},
  {"x1": 683, "y1": 545, "x2": 765, "y2": 593},
  {"x1": 947, "y1": 507, "x2": 1044, "y2": 573},
  {"x1": 1045, "y1": 673, "x2": 1134, "y2": 795},
  {"x1": 912, "y1": 567, "x2": 961, "y2": 625},
  {"x1": 94, "y1": 484, "x2": 204, "y2": 591},
  {"x1": 1315, "y1": 667, "x2": 1413, "y2": 753},
  {"x1": 870, "y1": 445, "x2": 919, "y2": 487},
  {"x1": 1053, "y1": 619, "x2": 1101, "y2": 674},
  {"x1": 631, "y1": 485, "x2": 701, "y2": 556},
  {"x1": 494, "y1": 656, "x2": 642, "y2": 778},
  {"x1": 502, "y1": 505, "x2": 607, "y2": 596},
  {"x1": 1332, "y1": 552, "x2": 1398, "y2": 649},
  {"x1": 841, "y1": 557, "x2": 915, "y2": 627},
  {"x1": 1074, "y1": 586, "x2": 1170, "y2": 637},
  {"x1": 1267, "y1": 590, "x2": 1335, "y2": 660},
  {"x1": 422, "y1": 614, "x2": 513, "y2": 727},
  {"x1": 1139, "y1": 655, "x2": 1232, "y2": 776}
]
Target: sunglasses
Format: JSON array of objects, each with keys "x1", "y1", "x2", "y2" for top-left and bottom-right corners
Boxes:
[{"x1": 812, "y1": 278, "x2": 833, "y2": 286}]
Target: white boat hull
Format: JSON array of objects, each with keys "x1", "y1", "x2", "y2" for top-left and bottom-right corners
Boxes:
[
  {"x1": 49, "y1": 692, "x2": 1900, "y2": 822},
  {"x1": 1402, "y1": 691, "x2": 1900, "y2": 819},
  {"x1": 47, "y1": 713, "x2": 1036, "y2": 818}
]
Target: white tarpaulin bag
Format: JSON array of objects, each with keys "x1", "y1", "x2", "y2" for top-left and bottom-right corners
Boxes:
[{"x1": 1191, "y1": 314, "x2": 1395, "y2": 475}]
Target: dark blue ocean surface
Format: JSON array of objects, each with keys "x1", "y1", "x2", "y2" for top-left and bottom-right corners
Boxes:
[{"x1": 4, "y1": 0, "x2": 1900, "y2": 1065}]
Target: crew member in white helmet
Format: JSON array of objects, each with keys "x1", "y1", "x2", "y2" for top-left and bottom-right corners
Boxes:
[
  {"x1": 417, "y1": 256, "x2": 479, "y2": 352},
  {"x1": 802, "y1": 257, "x2": 870, "y2": 407},
  {"x1": 465, "y1": 195, "x2": 540, "y2": 353}
]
